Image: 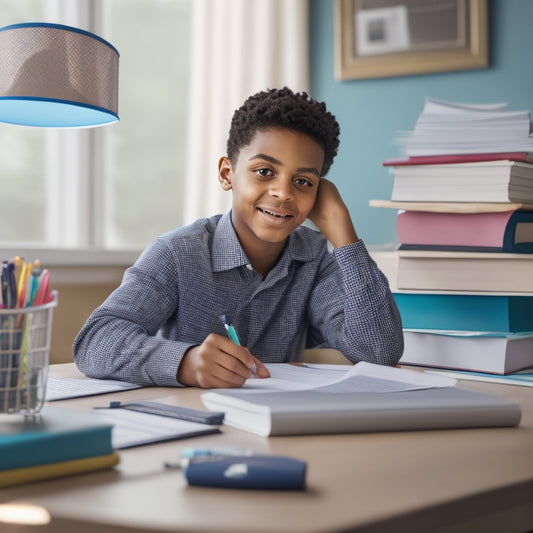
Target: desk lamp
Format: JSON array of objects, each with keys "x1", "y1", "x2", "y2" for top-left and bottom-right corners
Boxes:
[
  {"x1": 0, "y1": 22, "x2": 119, "y2": 127},
  {"x1": 0, "y1": 25, "x2": 118, "y2": 525}
]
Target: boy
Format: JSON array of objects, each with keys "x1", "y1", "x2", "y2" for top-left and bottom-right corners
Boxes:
[{"x1": 73, "y1": 87, "x2": 403, "y2": 388}]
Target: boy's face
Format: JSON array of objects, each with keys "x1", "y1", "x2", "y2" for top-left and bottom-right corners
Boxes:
[{"x1": 218, "y1": 127, "x2": 325, "y2": 258}]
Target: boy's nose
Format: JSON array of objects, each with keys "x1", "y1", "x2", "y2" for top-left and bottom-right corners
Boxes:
[{"x1": 270, "y1": 178, "x2": 293, "y2": 200}]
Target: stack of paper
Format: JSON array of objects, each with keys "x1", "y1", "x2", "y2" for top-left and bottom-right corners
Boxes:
[{"x1": 395, "y1": 99, "x2": 533, "y2": 156}]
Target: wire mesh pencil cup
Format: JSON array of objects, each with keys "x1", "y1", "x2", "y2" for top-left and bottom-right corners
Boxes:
[{"x1": 0, "y1": 291, "x2": 57, "y2": 415}]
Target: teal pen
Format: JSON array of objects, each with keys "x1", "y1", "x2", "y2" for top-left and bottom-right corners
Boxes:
[
  {"x1": 219, "y1": 315, "x2": 257, "y2": 375},
  {"x1": 225, "y1": 323, "x2": 240, "y2": 345}
]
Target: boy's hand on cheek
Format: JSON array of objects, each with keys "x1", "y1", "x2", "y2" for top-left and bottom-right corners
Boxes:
[
  {"x1": 308, "y1": 178, "x2": 359, "y2": 249},
  {"x1": 177, "y1": 334, "x2": 270, "y2": 388}
]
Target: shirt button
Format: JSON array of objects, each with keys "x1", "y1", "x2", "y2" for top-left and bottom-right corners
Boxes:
[{"x1": 246, "y1": 264, "x2": 253, "y2": 271}]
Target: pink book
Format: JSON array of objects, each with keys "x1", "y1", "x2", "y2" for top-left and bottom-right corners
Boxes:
[
  {"x1": 383, "y1": 152, "x2": 533, "y2": 167},
  {"x1": 396, "y1": 210, "x2": 533, "y2": 253}
]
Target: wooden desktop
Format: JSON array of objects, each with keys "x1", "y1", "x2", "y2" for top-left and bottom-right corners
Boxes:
[{"x1": 1, "y1": 362, "x2": 532, "y2": 533}]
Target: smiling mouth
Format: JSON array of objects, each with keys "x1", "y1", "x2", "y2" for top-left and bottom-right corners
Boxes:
[{"x1": 258, "y1": 208, "x2": 293, "y2": 218}]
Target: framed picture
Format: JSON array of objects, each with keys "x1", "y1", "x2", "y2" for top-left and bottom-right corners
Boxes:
[{"x1": 334, "y1": 0, "x2": 488, "y2": 80}]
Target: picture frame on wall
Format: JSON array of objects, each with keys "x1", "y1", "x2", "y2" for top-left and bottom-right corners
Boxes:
[{"x1": 334, "y1": 0, "x2": 488, "y2": 80}]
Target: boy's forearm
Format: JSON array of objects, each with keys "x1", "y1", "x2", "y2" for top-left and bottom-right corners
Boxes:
[
  {"x1": 320, "y1": 207, "x2": 359, "y2": 249},
  {"x1": 327, "y1": 242, "x2": 404, "y2": 366},
  {"x1": 73, "y1": 313, "x2": 189, "y2": 387},
  {"x1": 309, "y1": 179, "x2": 359, "y2": 248}
]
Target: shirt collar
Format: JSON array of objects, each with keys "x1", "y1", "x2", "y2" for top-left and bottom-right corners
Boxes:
[
  {"x1": 212, "y1": 212, "x2": 250, "y2": 272},
  {"x1": 212, "y1": 211, "x2": 321, "y2": 273}
]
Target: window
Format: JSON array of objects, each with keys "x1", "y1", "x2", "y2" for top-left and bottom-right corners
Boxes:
[
  {"x1": 0, "y1": 0, "x2": 192, "y2": 251},
  {"x1": 0, "y1": 2, "x2": 45, "y2": 243}
]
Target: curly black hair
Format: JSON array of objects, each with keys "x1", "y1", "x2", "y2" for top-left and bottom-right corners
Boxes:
[{"x1": 226, "y1": 87, "x2": 340, "y2": 177}]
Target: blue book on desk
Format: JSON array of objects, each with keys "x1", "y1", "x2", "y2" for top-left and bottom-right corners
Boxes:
[
  {"x1": 0, "y1": 406, "x2": 113, "y2": 471},
  {"x1": 393, "y1": 292, "x2": 533, "y2": 333}
]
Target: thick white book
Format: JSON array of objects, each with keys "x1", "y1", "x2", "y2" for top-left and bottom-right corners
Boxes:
[
  {"x1": 201, "y1": 363, "x2": 521, "y2": 436},
  {"x1": 390, "y1": 161, "x2": 533, "y2": 203},
  {"x1": 396, "y1": 250, "x2": 533, "y2": 292},
  {"x1": 401, "y1": 330, "x2": 533, "y2": 374}
]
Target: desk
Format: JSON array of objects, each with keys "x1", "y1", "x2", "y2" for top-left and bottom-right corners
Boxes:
[{"x1": 1, "y1": 363, "x2": 533, "y2": 533}]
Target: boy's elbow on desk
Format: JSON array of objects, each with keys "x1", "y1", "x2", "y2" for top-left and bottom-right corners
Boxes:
[{"x1": 344, "y1": 329, "x2": 404, "y2": 367}]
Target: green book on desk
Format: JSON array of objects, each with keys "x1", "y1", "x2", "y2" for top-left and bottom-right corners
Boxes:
[
  {"x1": 0, "y1": 452, "x2": 120, "y2": 488},
  {"x1": 0, "y1": 406, "x2": 114, "y2": 471}
]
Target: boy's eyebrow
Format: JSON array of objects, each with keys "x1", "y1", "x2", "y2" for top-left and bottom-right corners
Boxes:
[{"x1": 249, "y1": 153, "x2": 321, "y2": 177}]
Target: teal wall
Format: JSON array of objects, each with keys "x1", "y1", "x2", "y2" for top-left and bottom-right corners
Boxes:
[{"x1": 310, "y1": 0, "x2": 533, "y2": 245}]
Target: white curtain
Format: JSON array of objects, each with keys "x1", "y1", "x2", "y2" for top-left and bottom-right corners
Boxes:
[{"x1": 183, "y1": 0, "x2": 310, "y2": 224}]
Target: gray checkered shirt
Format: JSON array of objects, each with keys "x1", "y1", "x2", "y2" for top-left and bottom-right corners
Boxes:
[{"x1": 73, "y1": 212, "x2": 403, "y2": 386}]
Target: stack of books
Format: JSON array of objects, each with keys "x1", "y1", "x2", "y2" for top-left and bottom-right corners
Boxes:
[
  {"x1": 371, "y1": 98, "x2": 533, "y2": 379},
  {"x1": 0, "y1": 406, "x2": 119, "y2": 487}
]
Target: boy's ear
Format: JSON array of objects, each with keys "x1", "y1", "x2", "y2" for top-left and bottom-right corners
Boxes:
[{"x1": 218, "y1": 156, "x2": 233, "y2": 191}]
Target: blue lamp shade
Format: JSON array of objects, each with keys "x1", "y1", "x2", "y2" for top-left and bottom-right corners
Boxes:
[{"x1": 0, "y1": 23, "x2": 119, "y2": 127}]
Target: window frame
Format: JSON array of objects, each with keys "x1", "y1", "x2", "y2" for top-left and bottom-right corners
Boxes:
[{"x1": 0, "y1": 0, "x2": 183, "y2": 267}]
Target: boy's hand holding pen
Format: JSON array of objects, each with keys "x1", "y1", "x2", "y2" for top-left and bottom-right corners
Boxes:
[
  {"x1": 219, "y1": 314, "x2": 258, "y2": 375},
  {"x1": 176, "y1": 315, "x2": 269, "y2": 388}
]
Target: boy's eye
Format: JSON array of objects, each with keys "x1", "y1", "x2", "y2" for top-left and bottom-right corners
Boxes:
[
  {"x1": 255, "y1": 168, "x2": 273, "y2": 177},
  {"x1": 294, "y1": 177, "x2": 313, "y2": 187}
]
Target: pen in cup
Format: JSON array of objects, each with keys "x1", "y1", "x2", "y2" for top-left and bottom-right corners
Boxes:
[{"x1": 219, "y1": 315, "x2": 257, "y2": 375}]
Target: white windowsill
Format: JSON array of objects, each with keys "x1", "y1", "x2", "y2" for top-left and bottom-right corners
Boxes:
[
  {"x1": 0, "y1": 244, "x2": 399, "y2": 287},
  {"x1": 0, "y1": 247, "x2": 142, "y2": 285},
  {"x1": 0, "y1": 247, "x2": 141, "y2": 266}
]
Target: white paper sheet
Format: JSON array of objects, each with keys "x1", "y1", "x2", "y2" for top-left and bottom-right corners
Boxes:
[
  {"x1": 91, "y1": 408, "x2": 218, "y2": 449},
  {"x1": 46, "y1": 376, "x2": 142, "y2": 401},
  {"x1": 240, "y1": 362, "x2": 456, "y2": 394}
]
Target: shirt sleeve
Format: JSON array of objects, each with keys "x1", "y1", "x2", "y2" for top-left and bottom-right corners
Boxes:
[
  {"x1": 307, "y1": 240, "x2": 404, "y2": 366},
  {"x1": 72, "y1": 238, "x2": 192, "y2": 386}
]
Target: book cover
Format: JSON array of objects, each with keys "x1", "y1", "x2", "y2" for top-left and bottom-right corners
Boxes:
[
  {"x1": 0, "y1": 406, "x2": 114, "y2": 471},
  {"x1": 395, "y1": 210, "x2": 533, "y2": 253},
  {"x1": 401, "y1": 330, "x2": 533, "y2": 374},
  {"x1": 393, "y1": 293, "x2": 533, "y2": 332},
  {"x1": 0, "y1": 452, "x2": 120, "y2": 488},
  {"x1": 201, "y1": 387, "x2": 521, "y2": 437},
  {"x1": 396, "y1": 250, "x2": 533, "y2": 292}
]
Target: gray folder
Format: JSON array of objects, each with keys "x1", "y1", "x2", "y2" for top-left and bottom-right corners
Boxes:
[{"x1": 203, "y1": 387, "x2": 522, "y2": 437}]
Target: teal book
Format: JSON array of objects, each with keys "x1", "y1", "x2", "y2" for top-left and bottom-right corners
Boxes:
[
  {"x1": 426, "y1": 368, "x2": 533, "y2": 388},
  {"x1": 393, "y1": 292, "x2": 533, "y2": 333},
  {"x1": 0, "y1": 406, "x2": 114, "y2": 471}
]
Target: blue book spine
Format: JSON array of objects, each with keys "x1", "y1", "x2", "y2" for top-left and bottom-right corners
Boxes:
[{"x1": 393, "y1": 293, "x2": 533, "y2": 333}]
